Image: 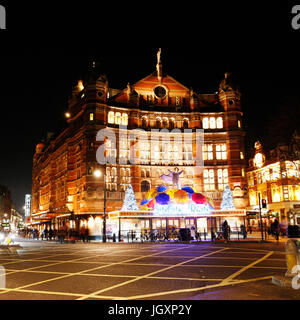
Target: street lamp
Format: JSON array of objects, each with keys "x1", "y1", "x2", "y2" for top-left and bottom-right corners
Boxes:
[{"x1": 94, "y1": 166, "x2": 107, "y2": 243}]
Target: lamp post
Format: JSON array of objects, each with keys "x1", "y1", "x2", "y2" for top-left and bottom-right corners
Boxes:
[
  {"x1": 258, "y1": 193, "x2": 264, "y2": 241},
  {"x1": 94, "y1": 165, "x2": 107, "y2": 243}
]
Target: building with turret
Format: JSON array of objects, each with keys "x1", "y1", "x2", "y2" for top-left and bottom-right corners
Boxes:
[{"x1": 30, "y1": 50, "x2": 248, "y2": 239}]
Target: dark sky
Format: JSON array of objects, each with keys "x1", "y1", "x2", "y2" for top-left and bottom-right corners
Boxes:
[{"x1": 0, "y1": 2, "x2": 300, "y2": 212}]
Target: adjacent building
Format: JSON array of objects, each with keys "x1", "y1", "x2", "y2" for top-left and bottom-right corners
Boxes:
[{"x1": 246, "y1": 133, "x2": 300, "y2": 227}]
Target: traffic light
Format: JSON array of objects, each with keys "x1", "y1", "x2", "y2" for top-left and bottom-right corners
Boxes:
[{"x1": 262, "y1": 199, "x2": 267, "y2": 209}]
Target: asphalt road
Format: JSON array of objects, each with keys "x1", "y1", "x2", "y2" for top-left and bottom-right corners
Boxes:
[{"x1": 0, "y1": 239, "x2": 299, "y2": 300}]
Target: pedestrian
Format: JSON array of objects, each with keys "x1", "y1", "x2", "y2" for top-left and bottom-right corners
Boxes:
[
  {"x1": 85, "y1": 227, "x2": 89, "y2": 243},
  {"x1": 49, "y1": 228, "x2": 53, "y2": 241},
  {"x1": 274, "y1": 218, "x2": 279, "y2": 241},
  {"x1": 241, "y1": 224, "x2": 247, "y2": 239},
  {"x1": 80, "y1": 227, "x2": 85, "y2": 243},
  {"x1": 211, "y1": 229, "x2": 216, "y2": 241},
  {"x1": 222, "y1": 220, "x2": 228, "y2": 242},
  {"x1": 248, "y1": 225, "x2": 252, "y2": 234}
]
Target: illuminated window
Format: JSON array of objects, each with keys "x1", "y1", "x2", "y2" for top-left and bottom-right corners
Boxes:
[
  {"x1": 203, "y1": 117, "x2": 209, "y2": 129},
  {"x1": 294, "y1": 186, "x2": 300, "y2": 201},
  {"x1": 210, "y1": 117, "x2": 216, "y2": 129},
  {"x1": 120, "y1": 167, "x2": 131, "y2": 191},
  {"x1": 108, "y1": 111, "x2": 114, "y2": 124},
  {"x1": 121, "y1": 113, "x2": 128, "y2": 126},
  {"x1": 257, "y1": 173, "x2": 262, "y2": 184},
  {"x1": 217, "y1": 169, "x2": 228, "y2": 191},
  {"x1": 115, "y1": 112, "x2": 121, "y2": 125},
  {"x1": 241, "y1": 168, "x2": 245, "y2": 177},
  {"x1": 204, "y1": 169, "x2": 215, "y2": 191},
  {"x1": 216, "y1": 144, "x2": 227, "y2": 160},
  {"x1": 183, "y1": 143, "x2": 193, "y2": 160},
  {"x1": 89, "y1": 113, "x2": 94, "y2": 121},
  {"x1": 203, "y1": 144, "x2": 213, "y2": 160},
  {"x1": 272, "y1": 187, "x2": 281, "y2": 202},
  {"x1": 217, "y1": 117, "x2": 223, "y2": 129},
  {"x1": 240, "y1": 152, "x2": 244, "y2": 160},
  {"x1": 238, "y1": 120, "x2": 241, "y2": 128}
]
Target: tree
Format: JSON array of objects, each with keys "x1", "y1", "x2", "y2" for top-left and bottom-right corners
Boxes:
[
  {"x1": 121, "y1": 184, "x2": 139, "y2": 211},
  {"x1": 221, "y1": 185, "x2": 236, "y2": 210}
]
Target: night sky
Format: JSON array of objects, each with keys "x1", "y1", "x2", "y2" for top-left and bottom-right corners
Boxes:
[{"x1": 0, "y1": 2, "x2": 299, "y2": 212}]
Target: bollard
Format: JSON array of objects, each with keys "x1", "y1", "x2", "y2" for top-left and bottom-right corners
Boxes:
[
  {"x1": 285, "y1": 239, "x2": 300, "y2": 277},
  {"x1": 204, "y1": 229, "x2": 206, "y2": 241}
]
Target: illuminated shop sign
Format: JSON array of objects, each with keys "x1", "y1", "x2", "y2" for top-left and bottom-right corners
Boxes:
[{"x1": 153, "y1": 203, "x2": 211, "y2": 216}]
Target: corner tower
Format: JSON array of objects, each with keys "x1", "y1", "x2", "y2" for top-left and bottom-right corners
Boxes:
[{"x1": 218, "y1": 72, "x2": 241, "y2": 112}]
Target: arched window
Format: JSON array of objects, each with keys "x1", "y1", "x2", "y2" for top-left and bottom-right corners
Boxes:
[
  {"x1": 162, "y1": 118, "x2": 168, "y2": 128},
  {"x1": 210, "y1": 117, "x2": 216, "y2": 129},
  {"x1": 203, "y1": 117, "x2": 209, "y2": 129},
  {"x1": 156, "y1": 118, "x2": 162, "y2": 129},
  {"x1": 141, "y1": 180, "x2": 151, "y2": 193},
  {"x1": 141, "y1": 169, "x2": 146, "y2": 178},
  {"x1": 183, "y1": 118, "x2": 189, "y2": 129},
  {"x1": 169, "y1": 118, "x2": 175, "y2": 130},
  {"x1": 217, "y1": 117, "x2": 223, "y2": 129},
  {"x1": 108, "y1": 111, "x2": 114, "y2": 124},
  {"x1": 115, "y1": 112, "x2": 121, "y2": 125},
  {"x1": 121, "y1": 113, "x2": 128, "y2": 126},
  {"x1": 142, "y1": 117, "x2": 148, "y2": 129}
]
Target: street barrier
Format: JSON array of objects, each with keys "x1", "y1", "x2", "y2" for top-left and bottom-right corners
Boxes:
[
  {"x1": 285, "y1": 239, "x2": 300, "y2": 277},
  {"x1": 0, "y1": 266, "x2": 5, "y2": 289}
]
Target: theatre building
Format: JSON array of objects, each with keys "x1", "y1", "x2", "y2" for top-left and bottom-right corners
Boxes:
[{"x1": 30, "y1": 51, "x2": 249, "y2": 239}]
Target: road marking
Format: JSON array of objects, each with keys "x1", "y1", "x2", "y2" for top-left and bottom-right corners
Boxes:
[
  {"x1": 220, "y1": 251, "x2": 274, "y2": 284},
  {"x1": 77, "y1": 247, "x2": 229, "y2": 300},
  {"x1": 0, "y1": 246, "x2": 190, "y2": 296},
  {"x1": 121, "y1": 275, "x2": 273, "y2": 300}
]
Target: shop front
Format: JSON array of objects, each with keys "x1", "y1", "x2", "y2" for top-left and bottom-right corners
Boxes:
[{"x1": 107, "y1": 208, "x2": 247, "y2": 242}]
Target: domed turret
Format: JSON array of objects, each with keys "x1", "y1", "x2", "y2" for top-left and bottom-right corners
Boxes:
[{"x1": 35, "y1": 142, "x2": 45, "y2": 154}]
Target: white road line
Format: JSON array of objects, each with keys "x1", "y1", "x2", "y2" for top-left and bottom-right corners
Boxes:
[
  {"x1": 0, "y1": 246, "x2": 189, "y2": 297},
  {"x1": 220, "y1": 251, "x2": 274, "y2": 284},
  {"x1": 121, "y1": 275, "x2": 274, "y2": 300},
  {"x1": 77, "y1": 247, "x2": 229, "y2": 300}
]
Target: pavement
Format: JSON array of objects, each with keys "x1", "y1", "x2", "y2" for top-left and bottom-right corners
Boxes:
[{"x1": 0, "y1": 237, "x2": 298, "y2": 300}]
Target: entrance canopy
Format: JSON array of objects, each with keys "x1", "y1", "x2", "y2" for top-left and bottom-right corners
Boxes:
[{"x1": 108, "y1": 209, "x2": 246, "y2": 219}]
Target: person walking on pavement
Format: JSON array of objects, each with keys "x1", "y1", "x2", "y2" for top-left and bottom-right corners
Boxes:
[
  {"x1": 222, "y1": 220, "x2": 229, "y2": 243},
  {"x1": 274, "y1": 218, "x2": 280, "y2": 241}
]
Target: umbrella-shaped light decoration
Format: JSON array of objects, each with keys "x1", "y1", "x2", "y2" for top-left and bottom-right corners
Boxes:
[
  {"x1": 166, "y1": 189, "x2": 179, "y2": 199},
  {"x1": 174, "y1": 190, "x2": 189, "y2": 203},
  {"x1": 147, "y1": 199, "x2": 155, "y2": 209},
  {"x1": 181, "y1": 186, "x2": 195, "y2": 194},
  {"x1": 146, "y1": 188, "x2": 157, "y2": 200},
  {"x1": 141, "y1": 198, "x2": 150, "y2": 206},
  {"x1": 191, "y1": 192, "x2": 207, "y2": 204},
  {"x1": 156, "y1": 185, "x2": 168, "y2": 193},
  {"x1": 155, "y1": 193, "x2": 170, "y2": 205}
]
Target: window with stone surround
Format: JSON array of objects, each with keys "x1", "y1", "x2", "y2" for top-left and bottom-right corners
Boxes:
[{"x1": 204, "y1": 169, "x2": 215, "y2": 191}]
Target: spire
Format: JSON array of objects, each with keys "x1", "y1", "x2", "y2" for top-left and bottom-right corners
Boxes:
[{"x1": 156, "y1": 48, "x2": 162, "y2": 83}]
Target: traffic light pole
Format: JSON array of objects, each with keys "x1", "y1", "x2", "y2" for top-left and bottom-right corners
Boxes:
[{"x1": 258, "y1": 193, "x2": 264, "y2": 241}]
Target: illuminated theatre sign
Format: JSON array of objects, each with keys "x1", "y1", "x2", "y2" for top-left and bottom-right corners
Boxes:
[{"x1": 153, "y1": 203, "x2": 211, "y2": 216}]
